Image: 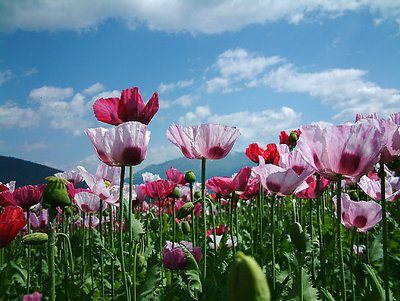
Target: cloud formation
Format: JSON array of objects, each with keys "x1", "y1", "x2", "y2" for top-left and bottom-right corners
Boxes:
[{"x1": 1, "y1": 1, "x2": 400, "y2": 33}]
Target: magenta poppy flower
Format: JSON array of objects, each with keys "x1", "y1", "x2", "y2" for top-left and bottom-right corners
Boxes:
[
  {"x1": 206, "y1": 167, "x2": 251, "y2": 197},
  {"x1": 93, "y1": 86, "x2": 159, "y2": 126},
  {"x1": 333, "y1": 193, "x2": 382, "y2": 232},
  {"x1": 162, "y1": 241, "x2": 202, "y2": 270},
  {"x1": 297, "y1": 123, "x2": 385, "y2": 181},
  {"x1": 0, "y1": 184, "x2": 17, "y2": 207},
  {"x1": 167, "y1": 123, "x2": 240, "y2": 160},
  {"x1": 295, "y1": 175, "x2": 331, "y2": 199},
  {"x1": 22, "y1": 291, "x2": 42, "y2": 301},
  {"x1": 0, "y1": 206, "x2": 27, "y2": 248},
  {"x1": 85, "y1": 121, "x2": 150, "y2": 167},
  {"x1": 166, "y1": 167, "x2": 186, "y2": 185},
  {"x1": 13, "y1": 185, "x2": 45, "y2": 210},
  {"x1": 238, "y1": 177, "x2": 260, "y2": 200},
  {"x1": 144, "y1": 179, "x2": 176, "y2": 199}
]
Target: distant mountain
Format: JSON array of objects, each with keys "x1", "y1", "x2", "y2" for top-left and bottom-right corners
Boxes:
[
  {"x1": 133, "y1": 151, "x2": 256, "y2": 183},
  {"x1": 0, "y1": 155, "x2": 62, "y2": 187}
]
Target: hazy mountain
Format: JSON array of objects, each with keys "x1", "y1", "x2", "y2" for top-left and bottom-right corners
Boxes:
[
  {"x1": 133, "y1": 151, "x2": 255, "y2": 183},
  {"x1": 0, "y1": 155, "x2": 62, "y2": 187}
]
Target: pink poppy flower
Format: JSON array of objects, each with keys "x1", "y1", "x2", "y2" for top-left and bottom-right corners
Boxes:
[
  {"x1": 238, "y1": 177, "x2": 260, "y2": 200},
  {"x1": 0, "y1": 184, "x2": 17, "y2": 207},
  {"x1": 162, "y1": 241, "x2": 202, "y2": 270},
  {"x1": 93, "y1": 86, "x2": 159, "y2": 125},
  {"x1": 253, "y1": 162, "x2": 311, "y2": 196},
  {"x1": 333, "y1": 193, "x2": 382, "y2": 232},
  {"x1": 75, "y1": 191, "x2": 107, "y2": 213},
  {"x1": 297, "y1": 123, "x2": 385, "y2": 181},
  {"x1": 358, "y1": 175, "x2": 400, "y2": 202},
  {"x1": 29, "y1": 209, "x2": 49, "y2": 232},
  {"x1": 0, "y1": 206, "x2": 27, "y2": 248},
  {"x1": 167, "y1": 123, "x2": 240, "y2": 160},
  {"x1": 205, "y1": 167, "x2": 252, "y2": 197},
  {"x1": 85, "y1": 121, "x2": 150, "y2": 167},
  {"x1": 22, "y1": 291, "x2": 42, "y2": 301},
  {"x1": 166, "y1": 167, "x2": 186, "y2": 185}
]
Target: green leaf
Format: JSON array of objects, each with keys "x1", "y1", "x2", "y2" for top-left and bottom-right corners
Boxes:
[
  {"x1": 131, "y1": 218, "x2": 145, "y2": 242},
  {"x1": 363, "y1": 263, "x2": 385, "y2": 300},
  {"x1": 319, "y1": 287, "x2": 335, "y2": 301},
  {"x1": 180, "y1": 243, "x2": 202, "y2": 299}
]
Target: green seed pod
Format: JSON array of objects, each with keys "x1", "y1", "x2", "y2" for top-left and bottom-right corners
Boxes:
[
  {"x1": 289, "y1": 222, "x2": 307, "y2": 252},
  {"x1": 176, "y1": 202, "x2": 194, "y2": 220},
  {"x1": 169, "y1": 187, "x2": 181, "y2": 199},
  {"x1": 181, "y1": 220, "x2": 191, "y2": 235},
  {"x1": 137, "y1": 254, "x2": 146, "y2": 271},
  {"x1": 228, "y1": 251, "x2": 271, "y2": 301},
  {"x1": 349, "y1": 190, "x2": 359, "y2": 201},
  {"x1": 185, "y1": 170, "x2": 196, "y2": 184},
  {"x1": 150, "y1": 218, "x2": 159, "y2": 231},
  {"x1": 194, "y1": 191, "x2": 201, "y2": 201},
  {"x1": 22, "y1": 232, "x2": 48, "y2": 245},
  {"x1": 42, "y1": 176, "x2": 71, "y2": 208}
]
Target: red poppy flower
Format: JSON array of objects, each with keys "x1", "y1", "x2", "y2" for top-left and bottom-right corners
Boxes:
[
  {"x1": 144, "y1": 179, "x2": 176, "y2": 199},
  {"x1": 0, "y1": 206, "x2": 27, "y2": 248},
  {"x1": 245, "y1": 143, "x2": 280, "y2": 165},
  {"x1": 93, "y1": 87, "x2": 159, "y2": 125}
]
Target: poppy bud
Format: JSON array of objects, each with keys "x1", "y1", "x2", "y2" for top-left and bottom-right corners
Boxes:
[
  {"x1": 176, "y1": 202, "x2": 194, "y2": 220},
  {"x1": 22, "y1": 232, "x2": 49, "y2": 245},
  {"x1": 181, "y1": 221, "x2": 191, "y2": 235},
  {"x1": 289, "y1": 131, "x2": 299, "y2": 144},
  {"x1": 194, "y1": 191, "x2": 201, "y2": 200},
  {"x1": 42, "y1": 176, "x2": 71, "y2": 208},
  {"x1": 150, "y1": 218, "x2": 159, "y2": 231},
  {"x1": 185, "y1": 170, "x2": 196, "y2": 184},
  {"x1": 228, "y1": 251, "x2": 271, "y2": 301},
  {"x1": 169, "y1": 187, "x2": 181, "y2": 199},
  {"x1": 289, "y1": 222, "x2": 307, "y2": 252},
  {"x1": 349, "y1": 190, "x2": 359, "y2": 201}
]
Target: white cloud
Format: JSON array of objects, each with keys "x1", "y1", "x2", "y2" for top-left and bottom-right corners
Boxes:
[
  {"x1": 0, "y1": 69, "x2": 13, "y2": 85},
  {"x1": 206, "y1": 49, "x2": 282, "y2": 93},
  {"x1": 23, "y1": 68, "x2": 38, "y2": 77},
  {"x1": 22, "y1": 141, "x2": 48, "y2": 152},
  {"x1": 207, "y1": 106, "x2": 302, "y2": 145},
  {"x1": 0, "y1": 102, "x2": 40, "y2": 127},
  {"x1": 160, "y1": 94, "x2": 196, "y2": 109},
  {"x1": 179, "y1": 105, "x2": 211, "y2": 125},
  {"x1": 1, "y1": 1, "x2": 400, "y2": 34},
  {"x1": 261, "y1": 64, "x2": 400, "y2": 120},
  {"x1": 29, "y1": 86, "x2": 74, "y2": 102},
  {"x1": 83, "y1": 82, "x2": 105, "y2": 95},
  {"x1": 158, "y1": 79, "x2": 194, "y2": 94}
]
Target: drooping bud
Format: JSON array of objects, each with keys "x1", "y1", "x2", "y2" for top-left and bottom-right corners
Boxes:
[
  {"x1": 150, "y1": 218, "x2": 159, "y2": 231},
  {"x1": 169, "y1": 187, "x2": 181, "y2": 199},
  {"x1": 176, "y1": 202, "x2": 194, "y2": 220},
  {"x1": 185, "y1": 170, "x2": 196, "y2": 184},
  {"x1": 42, "y1": 176, "x2": 71, "y2": 208},
  {"x1": 181, "y1": 220, "x2": 191, "y2": 235},
  {"x1": 22, "y1": 232, "x2": 48, "y2": 245},
  {"x1": 228, "y1": 251, "x2": 271, "y2": 301},
  {"x1": 289, "y1": 222, "x2": 307, "y2": 252},
  {"x1": 289, "y1": 131, "x2": 299, "y2": 144}
]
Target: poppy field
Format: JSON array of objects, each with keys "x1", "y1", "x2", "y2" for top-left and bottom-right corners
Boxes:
[{"x1": 1, "y1": 86, "x2": 400, "y2": 301}]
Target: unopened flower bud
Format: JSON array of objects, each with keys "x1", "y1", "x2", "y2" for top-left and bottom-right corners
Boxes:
[
  {"x1": 42, "y1": 176, "x2": 71, "y2": 208},
  {"x1": 289, "y1": 131, "x2": 299, "y2": 144},
  {"x1": 185, "y1": 170, "x2": 196, "y2": 184},
  {"x1": 289, "y1": 222, "x2": 307, "y2": 252},
  {"x1": 228, "y1": 251, "x2": 271, "y2": 301},
  {"x1": 176, "y1": 202, "x2": 194, "y2": 220},
  {"x1": 182, "y1": 221, "x2": 191, "y2": 235},
  {"x1": 22, "y1": 232, "x2": 48, "y2": 245}
]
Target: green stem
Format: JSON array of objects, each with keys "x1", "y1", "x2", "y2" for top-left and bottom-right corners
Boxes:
[
  {"x1": 309, "y1": 198, "x2": 315, "y2": 283},
  {"x1": 271, "y1": 193, "x2": 276, "y2": 294},
  {"x1": 172, "y1": 198, "x2": 176, "y2": 247},
  {"x1": 99, "y1": 200, "x2": 105, "y2": 298},
  {"x1": 299, "y1": 253, "x2": 304, "y2": 301},
  {"x1": 118, "y1": 166, "x2": 131, "y2": 300},
  {"x1": 350, "y1": 228, "x2": 356, "y2": 301},
  {"x1": 316, "y1": 174, "x2": 325, "y2": 287},
  {"x1": 336, "y1": 176, "x2": 346, "y2": 301},
  {"x1": 48, "y1": 217, "x2": 56, "y2": 301},
  {"x1": 379, "y1": 161, "x2": 390, "y2": 301},
  {"x1": 26, "y1": 208, "x2": 31, "y2": 294},
  {"x1": 89, "y1": 213, "x2": 94, "y2": 289},
  {"x1": 201, "y1": 157, "x2": 207, "y2": 280},
  {"x1": 82, "y1": 213, "x2": 86, "y2": 281},
  {"x1": 132, "y1": 242, "x2": 139, "y2": 301},
  {"x1": 56, "y1": 232, "x2": 75, "y2": 297},
  {"x1": 189, "y1": 183, "x2": 196, "y2": 246},
  {"x1": 110, "y1": 205, "x2": 115, "y2": 300},
  {"x1": 129, "y1": 166, "x2": 133, "y2": 243},
  {"x1": 230, "y1": 195, "x2": 236, "y2": 255}
]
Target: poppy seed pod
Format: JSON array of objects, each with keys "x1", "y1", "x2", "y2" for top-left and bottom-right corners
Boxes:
[
  {"x1": 181, "y1": 221, "x2": 191, "y2": 235},
  {"x1": 289, "y1": 131, "x2": 299, "y2": 144},
  {"x1": 42, "y1": 176, "x2": 71, "y2": 209},
  {"x1": 169, "y1": 187, "x2": 181, "y2": 199},
  {"x1": 176, "y1": 202, "x2": 194, "y2": 220},
  {"x1": 228, "y1": 251, "x2": 271, "y2": 301},
  {"x1": 185, "y1": 170, "x2": 196, "y2": 184}
]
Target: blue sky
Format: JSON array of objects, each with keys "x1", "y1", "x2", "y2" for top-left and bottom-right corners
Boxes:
[{"x1": 1, "y1": 1, "x2": 400, "y2": 175}]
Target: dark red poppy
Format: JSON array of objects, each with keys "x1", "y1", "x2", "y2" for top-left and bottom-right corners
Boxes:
[{"x1": 144, "y1": 179, "x2": 176, "y2": 199}]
